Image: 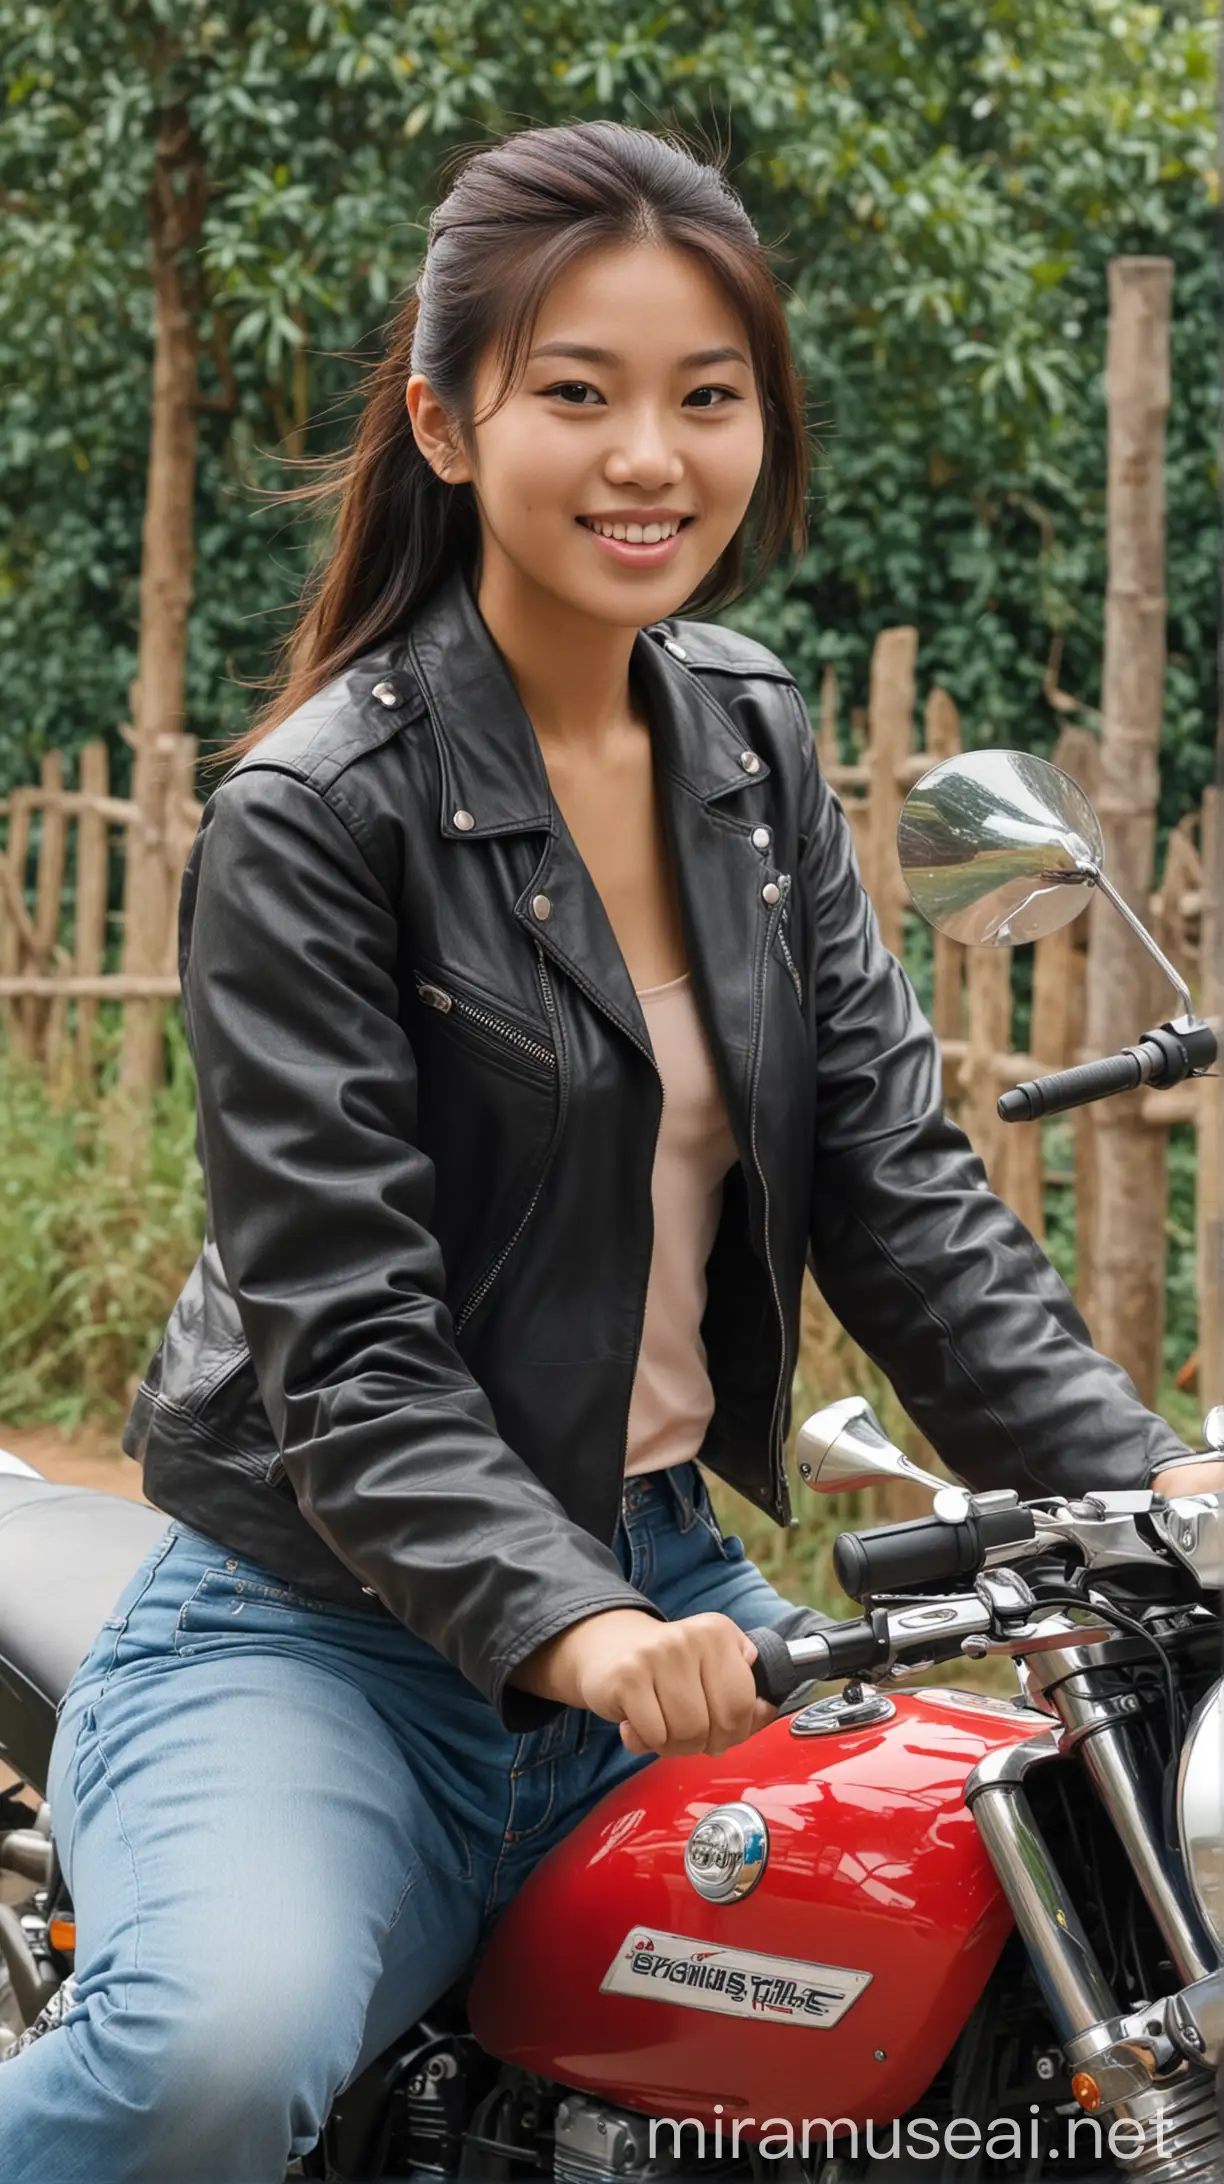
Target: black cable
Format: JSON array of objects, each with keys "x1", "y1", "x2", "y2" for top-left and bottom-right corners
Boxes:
[{"x1": 1031, "y1": 1589, "x2": 1185, "y2": 1760}]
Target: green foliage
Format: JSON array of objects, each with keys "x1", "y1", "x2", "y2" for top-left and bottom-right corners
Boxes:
[
  {"x1": 0, "y1": 0, "x2": 1216, "y2": 819},
  {"x1": 0, "y1": 1027, "x2": 203, "y2": 1426}
]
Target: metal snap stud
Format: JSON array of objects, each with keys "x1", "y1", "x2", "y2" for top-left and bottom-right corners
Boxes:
[
  {"x1": 762, "y1": 882, "x2": 781, "y2": 905},
  {"x1": 751, "y1": 826, "x2": 771, "y2": 850},
  {"x1": 739, "y1": 750, "x2": 761, "y2": 774},
  {"x1": 531, "y1": 894, "x2": 552, "y2": 922},
  {"x1": 371, "y1": 680, "x2": 400, "y2": 709},
  {"x1": 453, "y1": 809, "x2": 475, "y2": 831},
  {"x1": 663, "y1": 638, "x2": 688, "y2": 661}
]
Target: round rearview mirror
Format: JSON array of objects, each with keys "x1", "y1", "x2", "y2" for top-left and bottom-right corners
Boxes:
[{"x1": 897, "y1": 749, "x2": 1103, "y2": 947}]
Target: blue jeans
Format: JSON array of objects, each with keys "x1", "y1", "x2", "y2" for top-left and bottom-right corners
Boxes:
[{"x1": 0, "y1": 1461, "x2": 802, "y2": 2184}]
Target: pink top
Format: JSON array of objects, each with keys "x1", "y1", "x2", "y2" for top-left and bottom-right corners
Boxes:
[{"x1": 623, "y1": 972, "x2": 739, "y2": 1476}]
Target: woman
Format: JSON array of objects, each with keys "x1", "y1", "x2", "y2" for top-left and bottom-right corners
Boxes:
[{"x1": 1, "y1": 120, "x2": 1212, "y2": 2184}]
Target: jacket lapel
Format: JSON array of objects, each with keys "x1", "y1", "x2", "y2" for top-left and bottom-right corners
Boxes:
[{"x1": 405, "y1": 573, "x2": 778, "y2": 1147}]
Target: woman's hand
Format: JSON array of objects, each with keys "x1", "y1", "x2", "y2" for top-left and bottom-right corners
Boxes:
[
  {"x1": 516, "y1": 1607, "x2": 779, "y2": 1758},
  {"x1": 1152, "y1": 1460, "x2": 1224, "y2": 1497}
]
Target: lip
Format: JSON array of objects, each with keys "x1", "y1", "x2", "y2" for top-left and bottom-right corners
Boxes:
[{"x1": 576, "y1": 511, "x2": 694, "y2": 571}]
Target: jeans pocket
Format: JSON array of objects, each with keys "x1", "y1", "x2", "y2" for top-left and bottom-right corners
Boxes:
[{"x1": 171, "y1": 1563, "x2": 380, "y2": 1655}]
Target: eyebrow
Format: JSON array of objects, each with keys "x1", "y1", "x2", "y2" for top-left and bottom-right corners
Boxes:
[{"x1": 528, "y1": 341, "x2": 750, "y2": 369}]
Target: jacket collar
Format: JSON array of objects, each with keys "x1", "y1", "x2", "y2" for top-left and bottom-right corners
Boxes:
[{"x1": 403, "y1": 567, "x2": 771, "y2": 840}]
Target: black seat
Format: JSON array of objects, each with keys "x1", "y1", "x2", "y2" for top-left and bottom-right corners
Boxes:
[{"x1": 0, "y1": 1474, "x2": 166, "y2": 1791}]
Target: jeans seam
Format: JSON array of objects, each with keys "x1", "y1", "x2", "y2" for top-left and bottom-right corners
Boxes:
[
  {"x1": 98, "y1": 1528, "x2": 180, "y2": 1693},
  {"x1": 626, "y1": 1520, "x2": 653, "y2": 1591},
  {"x1": 382, "y1": 1859, "x2": 424, "y2": 1940},
  {"x1": 79, "y1": 1707, "x2": 144, "y2": 2033}
]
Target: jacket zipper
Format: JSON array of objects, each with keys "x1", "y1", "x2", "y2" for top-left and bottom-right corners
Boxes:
[
  {"x1": 453, "y1": 952, "x2": 566, "y2": 1334},
  {"x1": 415, "y1": 977, "x2": 557, "y2": 1074},
  {"x1": 776, "y1": 883, "x2": 803, "y2": 1007},
  {"x1": 749, "y1": 878, "x2": 792, "y2": 1508}
]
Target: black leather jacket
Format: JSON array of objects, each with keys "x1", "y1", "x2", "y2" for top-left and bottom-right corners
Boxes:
[{"x1": 124, "y1": 568, "x2": 1187, "y2": 1727}]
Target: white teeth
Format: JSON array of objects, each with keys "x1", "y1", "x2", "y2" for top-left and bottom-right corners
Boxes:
[{"x1": 585, "y1": 519, "x2": 682, "y2": 543}]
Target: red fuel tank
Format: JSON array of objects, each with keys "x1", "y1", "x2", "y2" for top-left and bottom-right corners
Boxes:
[{"x1": 469, "y1": 1688, "x2": 1049, "y2": 2138}]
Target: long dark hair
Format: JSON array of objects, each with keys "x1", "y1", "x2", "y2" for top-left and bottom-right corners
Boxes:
[{"x1": 231, "y1": 121, "x2": 809, "y2": 755}]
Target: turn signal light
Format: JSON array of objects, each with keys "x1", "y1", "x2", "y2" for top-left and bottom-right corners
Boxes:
[
  {"x1": 1070, "y1": 2072, "x2": 1101, "y2": 2112},
  {"x1": 48, "y1": 1917, "x2": 75, "y2": 1955}
]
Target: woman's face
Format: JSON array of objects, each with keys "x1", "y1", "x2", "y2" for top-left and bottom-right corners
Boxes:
[{"x1": 410, "y1": 242, "x2": 766, "y2": 630}]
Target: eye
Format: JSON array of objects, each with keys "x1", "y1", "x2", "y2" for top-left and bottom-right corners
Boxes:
[
  {"x1": 684, "y1": 385, "x2": 742, "y2": 409},
  {"x1": 541, "y1": 381, "x2": 604, "y2": 406}
]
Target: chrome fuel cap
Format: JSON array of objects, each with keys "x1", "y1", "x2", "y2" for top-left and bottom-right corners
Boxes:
[{"x1": 684, "y1": 1802, "x2": 769, "y2": 1903}]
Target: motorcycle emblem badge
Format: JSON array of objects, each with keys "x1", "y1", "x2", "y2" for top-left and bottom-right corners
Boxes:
[{"x1": 684, "y1": 1800, "x2": 768, "y2": 1902}]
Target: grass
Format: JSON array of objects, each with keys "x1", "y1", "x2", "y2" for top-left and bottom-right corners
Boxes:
[{"x1": 0, "y1": 1021, "x2": 203, "y2": 1430}]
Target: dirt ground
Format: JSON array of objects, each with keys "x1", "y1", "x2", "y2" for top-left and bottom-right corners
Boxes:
[{"x1": 0, "y1": 1421, "x2": 149, "y2": 1502}]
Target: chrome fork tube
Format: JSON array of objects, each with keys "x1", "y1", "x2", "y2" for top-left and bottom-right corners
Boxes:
[
  {"x1": 1038, "y1": 1649, "x2": 1216, "y2": 1985},
  {"x1": 966, "y1": 1734, "x2": 1119, "y2": 2042}
]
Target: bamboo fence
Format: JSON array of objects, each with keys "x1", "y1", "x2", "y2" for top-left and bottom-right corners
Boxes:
[{"x1": 0, "y1": 643, "x2": 1218, "y2": 1409}]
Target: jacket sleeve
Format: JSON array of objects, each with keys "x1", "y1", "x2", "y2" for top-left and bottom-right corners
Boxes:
[
  {"x1": 789, "y1": 693, "x2": 1191, "y2": 1498},
  {"x1": 179, "y1": 764, "x2": 663, "y2": 1729}
]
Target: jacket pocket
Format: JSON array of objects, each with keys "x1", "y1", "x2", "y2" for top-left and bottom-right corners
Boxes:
[
  {"x1": 412, "y1": 968, "x2": 557, "y2": 1081},
  {"x1": 410, "y1": 953, "x2": 566, "y2": 1336}
]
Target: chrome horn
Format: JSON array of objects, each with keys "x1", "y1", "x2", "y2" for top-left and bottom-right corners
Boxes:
[{"x1": 796, "y1": 1396, "x2": 945, "y2": 1498}]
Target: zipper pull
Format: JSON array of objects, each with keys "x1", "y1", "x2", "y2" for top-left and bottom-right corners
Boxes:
[{"x1": 417, "y1": 981, "x2": 453, "y2": 1013}]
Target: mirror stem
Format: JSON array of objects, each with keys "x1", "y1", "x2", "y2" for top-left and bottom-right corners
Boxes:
[{"x1": 1091, "y1": 867, "x2": 1196, "y2": 1021}]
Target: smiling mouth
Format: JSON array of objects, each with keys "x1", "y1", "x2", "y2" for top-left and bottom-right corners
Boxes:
[{"x1": 576, "y1": 516, "x2": 694, "y2": 544}]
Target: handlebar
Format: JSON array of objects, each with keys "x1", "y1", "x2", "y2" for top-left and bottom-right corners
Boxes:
[
  {"x1": 833, "y1": 1503, "x2": 1036, "y2": 1601},
  {"x1": 746, "y1": 1592, "x2": 998, "y2": 1706},
  {"x1": 999, "y1": 1019, "x2": 1217, "y2": 1124}
]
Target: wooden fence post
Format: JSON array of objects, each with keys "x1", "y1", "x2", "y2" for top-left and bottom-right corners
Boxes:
[
  {"x1": 74, "y1": 742, "x2": 111, "y2": 1087},
  {"x1": 962, "y1": 949, "x2": 1012, "y2": 1194},
  {"x1": 923, "y1": 688, "x2": 964, "y2": 1047},
  {"x1": 1, "y1": 791, "x2": 32, "y2": 1058},
  {"x1": 33, "y1": 752, "x2": 68, "y2": 1083},
  {"x1": 1031, "y1": 729, "x2": 1100, "y2": 1303},
  {"x1": 1198, "y1": 786, "x2": 1222, "y2": 1410},
  {"x1": 1082, "y1": 256, "x2": 1173, "y2": 1404},
  {"x1": 867, "y1": 628, "x2": 917, "y2": 957}
]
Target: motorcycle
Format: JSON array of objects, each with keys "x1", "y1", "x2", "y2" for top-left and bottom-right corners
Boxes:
[{"x1": 0, "y1": 750, "x2": 1220, "y2": 2181}]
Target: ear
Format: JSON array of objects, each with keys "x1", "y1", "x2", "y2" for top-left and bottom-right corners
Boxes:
[{"x1": 406, "y1": 375, "x2": 473, "y2": 485}]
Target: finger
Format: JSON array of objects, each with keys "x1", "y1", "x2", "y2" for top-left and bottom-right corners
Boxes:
[
  {"x1": 620, "y1": 1720, "x2": 653, "y2": 1757},
  {"x1": 698, "y1": 1644, "x2": 759, "y2": 1754},
  {"x1": 650, "y1": 1650, "x2": 714, "y2": 1756},
  {"x1": 617, "y1": 1675, "x2": 671, "y2": 1758}
]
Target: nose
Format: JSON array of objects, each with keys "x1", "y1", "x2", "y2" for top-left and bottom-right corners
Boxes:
[{"x1": 602, "y1": 403, "x2": 685, "y2": 492}]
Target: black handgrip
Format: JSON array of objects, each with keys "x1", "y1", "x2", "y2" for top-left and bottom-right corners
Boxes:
[
  {"x1": 746, "y1": 1625, "x2": 806, "y2": 1706},
  {"x1": 1000, "y1": 1020, "x2": 1217, "y2": 1124},
  {"x1": 833, "y1": 1504, "x2": 1035, "y2": 1604},
  {"x1": 746, "y1": 1617, "x2": 889, "y2": 1704},
  {"x1": 999, "y1": 1048, "x2": 1145, "y2": 1122}
]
